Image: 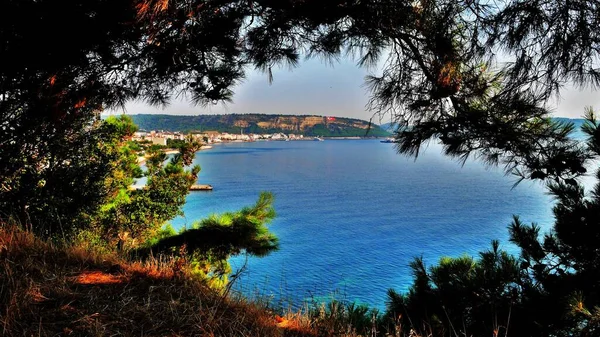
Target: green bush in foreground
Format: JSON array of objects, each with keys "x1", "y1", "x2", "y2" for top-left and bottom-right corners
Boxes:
[{"x1": 137, "y1": 191, "x2": 279, "y2": 289}]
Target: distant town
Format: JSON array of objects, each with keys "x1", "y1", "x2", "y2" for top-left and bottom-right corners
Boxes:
[{"x1": 133, "y1": 130, "x2": 312, "y2": 146}]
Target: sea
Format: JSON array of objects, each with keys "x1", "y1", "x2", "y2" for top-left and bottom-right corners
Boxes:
[{"x1": 170, "y1": 139, "x2": 555, "y2": 309}]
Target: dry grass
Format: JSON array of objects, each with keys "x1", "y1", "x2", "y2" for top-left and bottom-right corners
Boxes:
[
  {"x1": 0, "y1": 225, "x2": 318, "y2": 337},
  {"x1": 0, "y1": 225, "x2": 419, "y2": 337}
]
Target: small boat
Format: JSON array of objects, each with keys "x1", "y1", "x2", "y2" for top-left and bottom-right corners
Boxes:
[
  {"x1": 190, "y1": 184, "x2": 213, "y2": 191},
  {"x1": 380, "y1": 138, "x2": 397, "y2": 143},
  {"x1": 313, "y1": 137, "x2": 324, "y2": 141}
]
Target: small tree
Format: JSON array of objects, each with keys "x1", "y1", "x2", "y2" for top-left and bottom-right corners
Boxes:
[
  {"x1": 82, "y1": 115, "x2": 202, "y2": 248},
  {"x1": 137, "y1": 191, "x2": 279, "y2": 288}
]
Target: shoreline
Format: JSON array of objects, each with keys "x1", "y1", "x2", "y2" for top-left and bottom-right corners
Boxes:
[
  {"x1": 211, "y1": 136, "x2": 387, "y2": 144},
  {"x1": 137, "y1": 137, "x2": 387, "y2": 164}
]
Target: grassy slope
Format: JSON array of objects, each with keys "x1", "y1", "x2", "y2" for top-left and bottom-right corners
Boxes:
[{"x1": 0, "y1": 226, "x2": 317, "y2": 337}]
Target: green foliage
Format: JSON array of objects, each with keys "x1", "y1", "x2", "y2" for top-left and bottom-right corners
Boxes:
[
  {"x1": 148, "y1": 144, "x2": 167, "y2": 151},
  {"x1": 166, "y1": 138, "x2": 187, "y2": 149},
  {"x1": 103, "y1": 115, "x2": 138, "y2": 140},
  {"x1": 125, "y1": 140, "x2": 143, "y2": 152},
  {"x1": 91, "y1": 127, "x2": 201, "y2": 247},
  {"x1": 62, "y1": 116, "x2": 279, "y2": 290},
  {"x1": 0, "y1": 114, "x2": 137, "y2": 239},
  {"x1": 385, "y1": 241, "x2": 521, "y2": 337},
  {"x1": 100, "y1": 115, "x2": 143, "y2": 189},
  {"x1": 307, "y1": 300, "x2": 380, "y2": 337},
  {"x1": 136, "y1": 192, "x2": 278, "y2": 288}
]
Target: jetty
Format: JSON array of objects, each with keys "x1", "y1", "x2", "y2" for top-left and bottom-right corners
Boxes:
[{"x1": 190, "y1": 184, "x2": 213, "y2": 191}]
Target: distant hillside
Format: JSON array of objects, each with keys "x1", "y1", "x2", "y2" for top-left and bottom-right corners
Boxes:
[{"x1": 129, "y1": 114, "x2": 391, "y2": 137}]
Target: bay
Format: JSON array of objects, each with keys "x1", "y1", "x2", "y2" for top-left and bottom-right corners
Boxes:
[{"x1": 171, "y1": 139, "x2": 554, "y2": 308}]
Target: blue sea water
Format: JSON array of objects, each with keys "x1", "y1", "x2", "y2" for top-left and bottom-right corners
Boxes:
[{"x1": 171, "y1": 139, "x2": 555, "y2": 308}]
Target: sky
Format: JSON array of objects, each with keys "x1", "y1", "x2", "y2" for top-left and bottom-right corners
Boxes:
[{"x1": 115, "y1": 57, "x2": 600, "y2": 121}]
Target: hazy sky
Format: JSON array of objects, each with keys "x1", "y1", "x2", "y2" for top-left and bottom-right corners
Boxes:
[{"x1": 117, "y1": 57, "x2": 599, "y2": 121}]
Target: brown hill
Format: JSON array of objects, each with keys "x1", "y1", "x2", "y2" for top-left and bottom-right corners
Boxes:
[{"x1": 129, "y1": 114, "x2": 391, "y2": 137}]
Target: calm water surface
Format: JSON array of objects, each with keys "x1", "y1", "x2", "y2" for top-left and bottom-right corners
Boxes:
[{"x1": 171, "y1": 140, "x2": 554, "y2": 308}]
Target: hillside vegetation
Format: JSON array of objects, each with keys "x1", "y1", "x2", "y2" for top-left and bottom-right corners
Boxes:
[
  {"x1": 0, "y1": 225, "x2": 419, "y2": 337},
  {"x1": 129, "y1": 114, "x2": 390, "y2": 137},
  {"x1": 0, "y1": 226, "x2": 305, "y2": 337}
]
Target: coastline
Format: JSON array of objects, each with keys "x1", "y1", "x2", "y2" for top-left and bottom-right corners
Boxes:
[{"x1": 136, "y1": 137, "x2": 386, "y2": 164}]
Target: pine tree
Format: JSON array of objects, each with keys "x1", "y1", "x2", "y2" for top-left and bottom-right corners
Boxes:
[{"x1": 135, "y1": 191, "x2": 278, "y2": 288}]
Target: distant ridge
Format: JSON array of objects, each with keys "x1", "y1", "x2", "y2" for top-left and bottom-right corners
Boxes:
[{"x1": 128, "y1": 114, "x2": 391, "y2": 137}]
